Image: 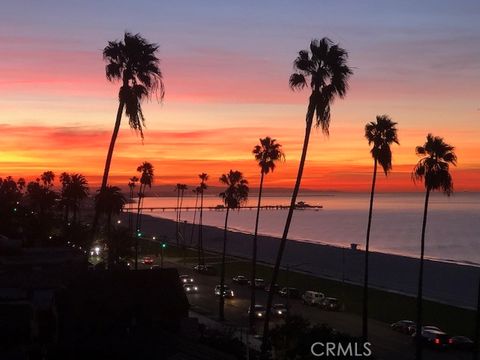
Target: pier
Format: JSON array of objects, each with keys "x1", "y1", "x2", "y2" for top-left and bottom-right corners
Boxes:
[{"x1": 132, "y1": 204, "x2": 323, "y2": 212}]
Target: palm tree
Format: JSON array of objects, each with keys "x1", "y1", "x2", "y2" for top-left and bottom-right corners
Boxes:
[
  {"x1": 92, "y1": 32, "x2": 164, "y2": 238},
  {"x1": 128, "y1": 176, "x2": 139, "y2": 232},
  {"x1": 218, "y1": 170, "x2": 249, "y2": 321},
  {"x1": 60, "y1": 172, "x2": 72, "y2": 224},
  {"x1": 178, "y1": 183, "x2": 188, "y2": 246},
  {"x1": 174, "y1": 183, "x2": 188, "y2": 246},
  {"x1": 412, "y1": 134, "x2": 456, "y2": 360},
  {"x1": 189, "y1": 186, "x2": 201, "y2": 246},
  {"x1": 94, "y1": 186, "x2": 126, "y2": 265},
  {"x1": 262, "y1": 38, "x2": 352, "y2": 354},
  {"x1": 67, "y1": 174, "x2": 89, "y2": 224},
  {"x1": 197, "y1": 173, "x2": 208, "y2": 265},
  {"x1": 362, "y1": 115, "x2": 399, "y2": 340},
  {"x1": 100, "y1": 32, "x2": 164, "y2": 191},
  {"x1": 134, "y1": 161, "x2": 154, "y2": 270},
  {"x1": 249, "y1": 137, "x2": 284, "y2": 332}
]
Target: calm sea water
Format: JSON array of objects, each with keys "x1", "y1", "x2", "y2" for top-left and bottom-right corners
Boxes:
[{"x1": 135, "y1": 192, "x2": 480, "y2": 266}]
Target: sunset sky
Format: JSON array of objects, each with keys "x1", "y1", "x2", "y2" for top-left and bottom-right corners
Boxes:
[{"x1": 1, "y1": 1, "x2": 479, "y2": 192}]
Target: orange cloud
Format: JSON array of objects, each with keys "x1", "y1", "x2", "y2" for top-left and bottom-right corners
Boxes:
[{"x1": 0, "y1": 123, "x2": 478, "y2": 192}]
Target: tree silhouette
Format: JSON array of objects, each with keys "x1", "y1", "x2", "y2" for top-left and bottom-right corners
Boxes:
[
  {"x1": 362, "y1": 115, "x2": 399, "y2": 340},
  {"x1": 197, "y1": 173, "x2": 208, "y2": 265},
  {"x1": 412, "y1": 134, "x2": 456, "y2": 360},
  {"x1": 93, "y1": 32, "x2": 164, "y2": 239},
  {"x1": 95, "y1": 185, "x2": 126, "y2": 265},
  {"x1": 128, "y1": 176, "x2": 139, "y2": 232},
  {"x1": 249, "y1": 137, "x2": 284, "y2": 332},
  {"x1": 218, "y1": 170, "x2": 249, "y2": 321},
  {"x1": 262, "y1": 38, "x2": 352, "y2": 355},
  {"x1": 134, "y1": 161, "x2": 154, "y2": 269}
]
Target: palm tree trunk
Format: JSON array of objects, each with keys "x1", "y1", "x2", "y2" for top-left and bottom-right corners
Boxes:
[
  {"x1": 198, "y1": 191, "x2": 205, "y2": 265},
  {"x1": 176, "y1": 188, "x2": 180, "y2": 246},
  {"x1": 107, "y1": 212, "x2": 112, "y2": 267},
  {"x1": 134, "y1": 184, "x2": 144, "y2": 270},
  {"x1": 362, "y1": 158, "x2": 378, "y2": 341},
  {"x1": 190, "y1": 193, "x2": 199, "y2": 246},
  {"x1": 128, "y1": 188, "x2": 133, "y2": 232},
  {"x1": 91, "y1": 99, "x2": 125, "y2": 239},
  {"x1": 219, "y1": 206, "x2": 230, "y2": 321},
  {"x1": 249, "y1": 171, "x2": 265, "y2": 332},
  {"x1": 179, "y1": 189, "x2": 185, "y2": 252},
  {"x1": 415, "y1": 187, "x2": 430, "y2": 360},
  {"x1": 261, "y1": 95, "x2": 315, "y2": 357}
]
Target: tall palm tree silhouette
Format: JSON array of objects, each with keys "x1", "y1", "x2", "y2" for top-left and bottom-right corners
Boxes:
[
  {"x1": 189, "y1": 186, "x2": 201, "y2": 246},
  {"x1": 362, "y1": 115, "x2": 399, "y2": 340},
  {"x1": 93, "y1": 32, "x2": 164, "y2": 237},
  {"x1": 218, "y1": 170, "x2": 249, "y2": 321},
  {"x1": 134, "y1": 161, "x2": 154, "y2": 270},
  {"x1": 94, "y1": 185, "x2": 126, "y2": 265},
  {"x1": 100, "y1": 33, "x2": 164, "y2": 190},
  {"x1": 175, "y1": 183, "x2": 188, "y2": 246},
  {"x1": 249, "y1": 137, "x2": 284, "y2": 332},
  {"x1": 412, "y1": 134, "x2": 456, "y2": 360},
  {"x1": 262, "y1": 38, "x2": 352, "y2": 354},
  {"x1": 128, "y1": 176, "x2": 139, "y2": 232},
  {"x1": 197, "y1": 173, "x2": 208, "y2": 265},
  {"x1": 178, "y1": 184, "x2": 188, "y2": 246}
]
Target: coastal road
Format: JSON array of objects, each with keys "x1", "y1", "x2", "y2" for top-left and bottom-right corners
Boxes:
[{"x1": 139, "y1": 256, "x2": 472, "y2": 360}]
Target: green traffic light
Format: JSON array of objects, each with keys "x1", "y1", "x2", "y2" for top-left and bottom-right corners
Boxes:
[{"x1": 161, "y1": 243, "x2": 167, "y2": 249}]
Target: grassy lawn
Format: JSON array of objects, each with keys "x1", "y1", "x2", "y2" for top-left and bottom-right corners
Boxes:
[
  {"x1": 139, "y1": 240, "x2": 475, "y2": 337},
  {"x1": 214, "y1": 260, "x2": 476, "y2": 338}
]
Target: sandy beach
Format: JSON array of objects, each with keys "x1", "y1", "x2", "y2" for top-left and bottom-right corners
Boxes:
[{"x1": 132, "y1": 213, "x2": 480, "y2": 309}]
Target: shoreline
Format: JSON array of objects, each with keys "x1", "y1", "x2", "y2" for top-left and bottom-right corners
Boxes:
[{"x1": 129, "y1": 213, "x2": 480, "y2": 309}]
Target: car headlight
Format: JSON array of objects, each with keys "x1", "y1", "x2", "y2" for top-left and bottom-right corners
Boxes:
[
  {"x1": 186, "y1": 288, "x2": 190, "y2": 291},
  {"x1": 257, "y1": 313, "x2": 262, "y2": 317},
  {"x1": 194, "y1": 286, "x2": 198, "y2": 291},
  {"x1": 230, "y1": 291, "x2": 234, "y2": 296},
  {"x1": 278, "y1": 311, "x2": 282, "y2": 314}
]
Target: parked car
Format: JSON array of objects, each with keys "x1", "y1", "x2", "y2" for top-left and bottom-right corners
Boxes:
[
  {"x1": 271, "y1": 304, "x2": 288, "y2": 317},
  {"x1": 249, "y1": 278, "x2": 266, "y2": 289},
  {"x1": 391, "y1": 320, "x2": 415, "y2": 334},
  {"x1": 248, "y1": 305, "x2": 266, "y2": 319},
  {"x1": 179, "y1": 275, "x2": 195, "y2": 283},
  {"x1": 409, "y1": 324, "x2": 442, "y2": 336},
  {"x1": 414, "y1": 329, "x2": 449, "y2": 349},
  {"x1": 448, "y1": 336, "x2": 474, "y2": 351},
  {"x1": 321, "y1": 297, "x2": 339, "y2": 311},
  {"x1": 232, "y1": 275, "x2": 249, "y2": 285},
  {"x1": 214, "y1": 285, "x2": 234, "y2": 298},
  {"x1": 279, "y1": 287, "x2": 301, "y2": 299},
  {"x1": 301, "y1": 290, "x2": 325, "y2": 305},
  {"x1": 150, "y1": 264, "x2": 161, "y2": 270},
  {"x1": 193, "y1": 264, "x2": 217, "y2": 275},
  {"x1": 183, "y1": 283, "x2": 199, "y2": 293},
  {"x1": 142, "y1": 256, "x2": 154, "y2": 265}
]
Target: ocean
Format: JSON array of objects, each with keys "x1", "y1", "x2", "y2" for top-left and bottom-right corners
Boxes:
[{"x1": 134, "y1": 192, "x2": 480, "y2": 266}]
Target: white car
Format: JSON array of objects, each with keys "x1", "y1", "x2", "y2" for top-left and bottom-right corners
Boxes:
[{"x1": 302, "y1": 290, "x2": 325, "y2": 306}]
